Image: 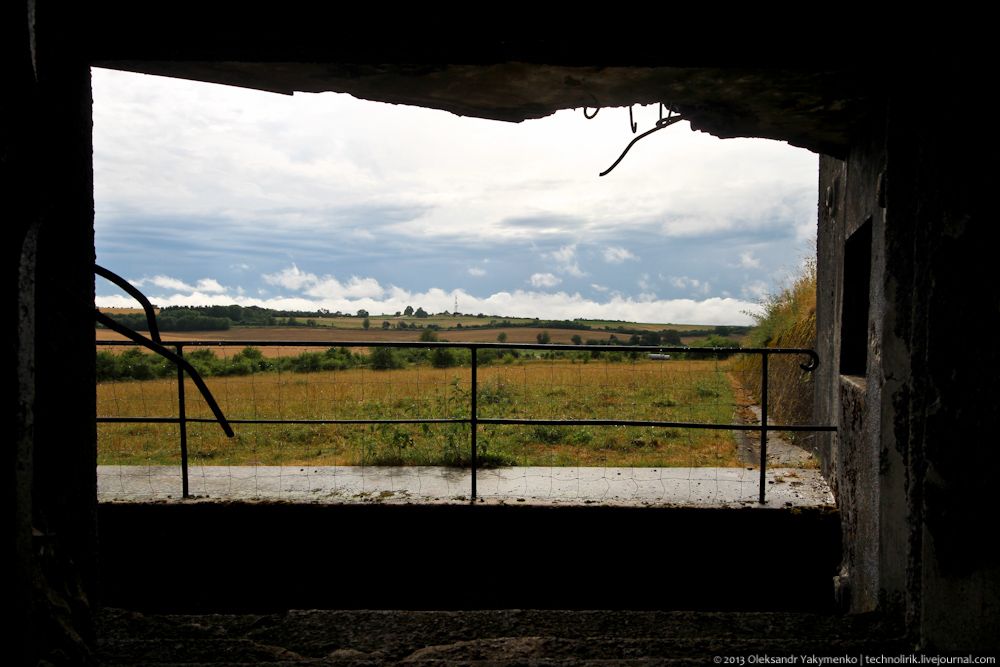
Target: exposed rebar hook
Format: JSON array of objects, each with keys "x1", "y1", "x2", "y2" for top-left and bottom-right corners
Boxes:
[
  {"x1": 629, "y1": 105, "x2": 637, "y2": 133},
  {"x1": 599, "y1": 112, "x2": 684, "y2": 177}
]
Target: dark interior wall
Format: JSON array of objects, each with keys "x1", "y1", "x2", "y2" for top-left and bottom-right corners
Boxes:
[
  {"x1": 882, "y1": 66, "x2": 998, "y2": 651},
  {"x1": 815, "y1": 156, "x2": 845, "y2": 494},
  {"x1": 818, "y1": 60, "x2": 999, "y2": 650},
  {"x1": 7, "y1": 2, "x2": 97, "y2": 663}
]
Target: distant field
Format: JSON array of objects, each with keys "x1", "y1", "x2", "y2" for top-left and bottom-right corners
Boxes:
[
  {"x1": 293, "y1": 316, "x2": 718, "y2": 332},
  {"x1": 289, "y1": 315, "x2": 537, "y2": 329},
  {"x1": 98, "y1": 359, "x2": 743, "y2": 468},
  {"x1": 575, "y1": 320, "x2": 695, "y2": 331},
  {"x1": 97, "y1": 326, "x2": 637, "y2": 353},
  {"x1": 98, "y1": 307, "x2": 733, "y2": 334}
]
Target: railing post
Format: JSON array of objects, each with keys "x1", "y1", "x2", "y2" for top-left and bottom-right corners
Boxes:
[
  {"x1": 176, "y1": 344, "x2": 189, "y2": 499},
  {"x1": 470, "y1": 345, "x2": 478, "y2": 501},
  {"x1": 758, "y1": 351, "x2": 769, "y2": 504}
]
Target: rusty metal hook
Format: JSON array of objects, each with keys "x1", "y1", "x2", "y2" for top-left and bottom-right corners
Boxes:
[{"x1": 599, "y1": 112, "x2": 684, "y2": 177}]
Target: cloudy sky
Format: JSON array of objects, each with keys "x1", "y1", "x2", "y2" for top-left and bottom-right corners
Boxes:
[{"x1": 92, "y1": 68, "x2": 818, "y2": 325}]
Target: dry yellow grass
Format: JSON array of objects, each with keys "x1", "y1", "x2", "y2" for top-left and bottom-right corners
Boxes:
[{"x1": 99, "y1": 359, "x2": 744, "y2": 468}]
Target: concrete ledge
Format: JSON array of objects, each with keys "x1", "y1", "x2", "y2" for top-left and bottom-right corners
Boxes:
[{"x1": 98, "y1": 465, "x2": 834, "y2": 508}]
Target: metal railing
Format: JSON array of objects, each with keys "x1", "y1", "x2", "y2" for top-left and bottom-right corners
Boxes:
[{"x1": 96, "y1": 337, "x2": 836, "y2": 503}]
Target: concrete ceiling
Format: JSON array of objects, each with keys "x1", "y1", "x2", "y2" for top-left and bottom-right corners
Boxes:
[
  {"x1": 83, "y1": 10, "x2": 882, "y2": 158},
  {"x1": 99, "y1": 60, "x2": 871, "y2": 157}
]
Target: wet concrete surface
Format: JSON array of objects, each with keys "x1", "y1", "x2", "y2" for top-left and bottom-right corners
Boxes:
[{"x1": 98, "y1": 464, "x2": 834, "y2": 508}]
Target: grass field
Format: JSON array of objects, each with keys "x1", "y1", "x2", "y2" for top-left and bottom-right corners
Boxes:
[
  {"x1": 289, "y1": 314, "x2": 537, "y2": 329},
  {"x1": 97, "y1": 326, "x2": 655, "y2": 351},
  {"x1": 98, "y1": 357, "x2": 744, "y2": 468},
  {"x1": 281, "y1": 316, "x2": 719, "y2": 330}
]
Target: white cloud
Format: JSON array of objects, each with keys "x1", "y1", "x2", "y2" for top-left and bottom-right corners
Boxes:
[
  {"x1": 742, "y1": 280, "x2": 770, "y2": 300},
  {"x1": 133, "y1": 275, "x2": 192, "y2": 291},
  {"x1": 131, "y1": 275, "x2": 228, "y2": 294},
  {"x1": 591, "y1": 283, "x2": 609, "y2": 292},
  {"x1": 669, "y1": 276, "x2": 697, "y2": 289},
  {"x1": 738, "y1": 250, "x2": 761, "y2": 269},
  {"x1": 467, "y1": 267, "x2": 486, "y2": 277},
  {"x1": 305, "y1": 275, "x2": 385, "y2": 299},
  {"x1": 668, "y1": 275, "x2": 711, "y2": 296},
  {"x1": 195, "y1": 278, "x2": 226, "y2": 293},
  {"x1": 262, "y1": 264, "x2": 318, "y2": 291},
  {"x1": 545, "y1": 245, "x2": 585, "y2": 277},
  {"x1": 96, "y1": 284, "x2": 755, "y2": 325},
  {"x1": 530, "y1": 272, "x2": 561, "y2": 288},
  {"x1": 637, "y1": 273, "x2": 652, "y2": 290},
  {"x1": 603, "y1": 246, "x2": 638, "y2": 263},
  {"x1": 102, "y1": 264, "x2": 755, "y2": 323},
  {"x1": 262, "y1": 265, "x2": 384, "y2": 299}
]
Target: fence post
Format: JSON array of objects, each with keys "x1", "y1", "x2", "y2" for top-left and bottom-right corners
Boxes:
[
  {"x1": 176, "y1": 344, "x2": 189, "y2": 499},
  {"x1": 470, "y1": 345, "x2": 478, "y2": 501},
  {"x1": 758, "y1": 351, "x2": 769, "y2": 504}
]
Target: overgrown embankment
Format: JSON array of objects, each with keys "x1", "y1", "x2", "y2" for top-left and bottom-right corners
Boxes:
[{"x1": 736, "y1": 261, "x2": 817, "y2": 434}]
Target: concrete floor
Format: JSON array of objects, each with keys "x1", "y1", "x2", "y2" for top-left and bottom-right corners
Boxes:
[
  {"x1": 97, "y1": 607, "x2": 908, "y2": 665},
  {"x1": 98, "y1": 464, "x2": 834, "y2": 507}
]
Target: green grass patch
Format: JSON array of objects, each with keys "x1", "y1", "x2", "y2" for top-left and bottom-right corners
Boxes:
[{"x1": 98, "y1": 359, "x2": 743, "y2": 468}]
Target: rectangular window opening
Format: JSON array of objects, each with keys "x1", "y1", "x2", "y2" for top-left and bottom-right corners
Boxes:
[{"x1": 839, "y1": 218, "x2": 872, "y2": 377}]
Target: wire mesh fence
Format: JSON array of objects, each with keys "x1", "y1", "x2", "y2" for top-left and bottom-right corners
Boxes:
[{"x1": 97, "y1": 341, "x2": 834, "y2": 506}]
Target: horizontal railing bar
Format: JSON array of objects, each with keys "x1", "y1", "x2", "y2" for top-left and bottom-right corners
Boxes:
[
  {"x1": 97, "y1": 417, "x2": 467, "y2": 425},
  {"x1": 97, "y1": 416, "x2": 836, "y2": 431},
  {"x1": 97, "y1": 333, "x2": 836, "y2": 504},
  {"x1": 477, "y1": 419, "x2": 837, "y2": 431},
  {"x1": 96, "y1": 338, "x2": 817, "y2": 356}
]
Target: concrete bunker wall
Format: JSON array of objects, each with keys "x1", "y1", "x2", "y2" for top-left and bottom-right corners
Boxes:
[
  {"x1": 816, "y1": 75, "x2": 998, "y2": 649},
  {"x1": 8, "y1": 5, "x2": 999, "y2": 659}
]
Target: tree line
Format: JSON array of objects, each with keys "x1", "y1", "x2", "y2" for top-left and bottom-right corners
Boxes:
[{"x1": 97, "y1": 304, "x2": 748, "y2": 339}]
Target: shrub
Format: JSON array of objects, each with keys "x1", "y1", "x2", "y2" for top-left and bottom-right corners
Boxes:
[
  {"x1": 96, "y1": 351, "x2": 121, "y2": 381},
  {"x1": 288, "y1": 351, "x2": 324, "y2": 373},
  {"x1": 431, "y1": 347, "x2": 455, "y2": 368},
  {"x1": 369, "y1": 347, "x2": 403, "y2": 370}
]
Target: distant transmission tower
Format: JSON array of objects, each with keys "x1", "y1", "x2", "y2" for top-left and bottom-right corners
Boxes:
[{"x1": 454, "y1": 295, "x2": 459, "y2": 314}]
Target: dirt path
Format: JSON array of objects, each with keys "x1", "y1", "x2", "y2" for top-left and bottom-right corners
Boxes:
[{"x1": 736, "y1": 405, "x2": 817, "y2": 467}]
